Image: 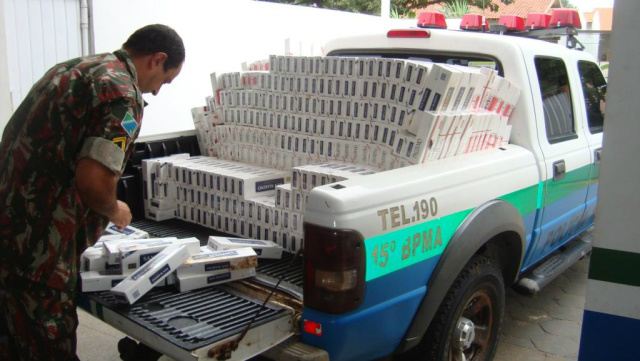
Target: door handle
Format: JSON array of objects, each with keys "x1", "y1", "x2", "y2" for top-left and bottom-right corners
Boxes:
[
  {"x1": 553, "y1": 160, "x2": 566, "y2": 182},
  {"x1": 595, "y1": 148, "x2": 602, "y2": 164}
]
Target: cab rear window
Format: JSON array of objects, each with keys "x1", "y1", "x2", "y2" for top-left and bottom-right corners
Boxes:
[{"x1": 327, "y1": 51, "x2": 503, "y2": 77}]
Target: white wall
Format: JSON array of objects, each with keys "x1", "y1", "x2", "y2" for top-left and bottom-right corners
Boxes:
[
  {"x1": 0, "y1": 0, "x2": 82, "y2": 138},
  {"x1": 0, "y1": 0, "x2": 12, "y2": 136},
  {"x1": 91, "y1": 0, "x2": 404, "y2": 137}
]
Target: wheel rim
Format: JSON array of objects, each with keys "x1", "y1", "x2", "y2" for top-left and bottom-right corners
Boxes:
[{"x1": 450, "y1": 289, "x2": 494, "y2": 361}]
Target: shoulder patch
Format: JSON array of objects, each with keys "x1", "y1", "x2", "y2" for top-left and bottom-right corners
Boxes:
[
  {"x1": 112, "y1": 137, "x2": 126, "y2": 151},
  {"x1": 120, "y1": 112, "x2": 138, "y2": 137}
]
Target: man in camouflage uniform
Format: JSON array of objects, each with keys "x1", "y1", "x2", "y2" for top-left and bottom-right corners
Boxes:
[{"x1": 0, "y1": 24, "x2": 185, "y2": 360}]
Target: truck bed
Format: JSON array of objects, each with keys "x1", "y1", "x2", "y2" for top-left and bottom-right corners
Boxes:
[{"x1": 79, "y1": 219, "x2": 303, "y2": 360}]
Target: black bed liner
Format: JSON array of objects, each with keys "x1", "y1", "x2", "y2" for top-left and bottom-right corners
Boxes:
[{"x1": 81, "y1": 218, "x2": 302, "y2": 353}]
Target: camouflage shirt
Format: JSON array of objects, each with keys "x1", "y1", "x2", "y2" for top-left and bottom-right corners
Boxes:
[{"x1": 0, "y1": 49, "x2": 144, "y2": 291}]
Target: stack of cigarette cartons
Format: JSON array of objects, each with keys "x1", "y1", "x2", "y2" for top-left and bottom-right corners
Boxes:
[
  {"x1": 176, "y1": 246, "x2": 258, "y2": 292},
  {"x1": 80, "y1": 223, "x2": 150, "y2": 272},
  {"x1": 80, "y1": 237, "x2": 199, "y2": 295},
  {"x1": 202, "y1": 56, "x2": 519, "y2": 171},
  {"x1": 141, "y1": 55, "x2": 522, "y2": 254},
  {"x1": 141, "y1": 153, "x2": 191, "y2": 221}
]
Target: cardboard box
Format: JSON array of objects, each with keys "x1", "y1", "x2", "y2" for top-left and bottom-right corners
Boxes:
[
  {"x1": 111, "y1": 244, "x2": 191, "y2": 304},
  {"x1": 119, "y1": 237, "x2": 200, "y2": 275},
  {"x1": 178, "y1": 246, "x2": 257, "y2": 277},
  {"x1": 207, "y1": 236, "x2": 282, "y2": 259}
]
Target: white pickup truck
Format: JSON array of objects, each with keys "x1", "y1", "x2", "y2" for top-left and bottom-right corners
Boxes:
[{"x1": 80, "y1": 11, "x2": 606, "y2": 361}]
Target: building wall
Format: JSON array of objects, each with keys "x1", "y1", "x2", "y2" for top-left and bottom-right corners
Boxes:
[
  {"x1": 0, "y1": 0, "x2": 12, "y2": 136},
  {"x1": 579, "y1": 1, "x2": 640, "y2": 360},
  {"x1": 0, "y1": 0, "x2": 82, "y2": 138},
  {"x1": 90, "y1": 0, "x2": 405, "y2": 138}
]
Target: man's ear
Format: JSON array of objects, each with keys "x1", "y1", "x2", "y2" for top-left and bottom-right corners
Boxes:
[{"x1": 150, "y1": 52, "x2": 168, "y2": 70}]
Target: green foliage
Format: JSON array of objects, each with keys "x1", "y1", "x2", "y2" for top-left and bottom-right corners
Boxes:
[
  {"x1": 391, "y1": 2, "x2": 417, "y2": 18},
  {"x1": 441, "y1": 0, "x2": 469, "y2": 18},
  {"x1": 560, "y1": 0, "x2": 576, "y2": 9},
  {"x1": 259, "y1": 0, "x2": 514, "y2": 16}
]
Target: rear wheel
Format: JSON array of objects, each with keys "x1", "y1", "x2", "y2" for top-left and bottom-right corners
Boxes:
[{"x1": 421, "y1": 256, "x2": 505, "y2": 361}]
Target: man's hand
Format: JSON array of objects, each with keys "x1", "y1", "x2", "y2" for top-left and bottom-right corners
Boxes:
[{"x1": 110, "y1": 200, "x2": 132, "y2": 230}]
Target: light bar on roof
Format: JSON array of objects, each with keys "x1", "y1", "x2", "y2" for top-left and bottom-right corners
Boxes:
[
  {"x1": 525, "y1": 13, "x2": 551, "y2": 29},
  {"x1": 498, "y1": 15, "x2": 525, "y2": 31},
  {"x1": 550, "y1": 9, "x2": 582, "y2": 28},
  {"x1": 417, "y1": 12, "x2": 447, "y2": 29},
  {"x1": 460, "y1": 14, "x2": 484, "y2": 31}
]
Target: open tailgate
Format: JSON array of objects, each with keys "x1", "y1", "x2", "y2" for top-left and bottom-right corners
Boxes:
[{"x1": 79, "y1": 219, "x2": 301, "y2": 361}]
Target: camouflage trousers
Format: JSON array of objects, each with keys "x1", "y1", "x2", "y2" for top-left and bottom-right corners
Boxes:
[{"x1": 0, "y1": 277, "x2": 80, "y2": 361}]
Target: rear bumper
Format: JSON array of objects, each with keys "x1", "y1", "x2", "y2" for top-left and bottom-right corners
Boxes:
[{"x1": 262, "y1": 337, "x2": 330, "y2": 361}]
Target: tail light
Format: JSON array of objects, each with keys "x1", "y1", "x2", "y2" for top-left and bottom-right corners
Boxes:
[
  {"x1": 303, "y1": 223, "x2": 365, "y2": 314},
  {"x1": 387, "y1": 29, "x2": 431, "y2": 38}
]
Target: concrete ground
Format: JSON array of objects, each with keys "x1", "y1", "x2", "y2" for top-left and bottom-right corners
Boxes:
[{"x1": 77, "y1": 255, "x2": 590, "y2": 361}]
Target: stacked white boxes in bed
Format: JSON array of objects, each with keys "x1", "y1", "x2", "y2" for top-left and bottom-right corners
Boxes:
[{"x1": 143, "y1": 55, "x2": 521, "y2": 254}]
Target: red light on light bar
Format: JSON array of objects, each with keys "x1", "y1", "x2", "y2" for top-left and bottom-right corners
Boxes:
[
  {"x1": 550, "y1": 9, "x2": 582, "y2": 28},
  {"x1": 304, "y1": 320, "x2": 323, "y2": 336},
  {"x1": 387, "y1": 29, "x2": 431, "y2": 38},
  {"x1": 526, "y1": 13, "x2": 551, "y2": 29},
  {"x1": 460, "y1": 14, "x2": 484, "y2": 30},
  {"x1": 498, "y1": 15, "x2": 525, "y2": 31},
  {"x1": 417, "y1": 12, "x2": 447, "y2": 29}
]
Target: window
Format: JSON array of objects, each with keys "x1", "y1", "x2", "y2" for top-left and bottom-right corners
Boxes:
[
  {"x1": 535, "y1": 57, "x2": 576, "y2": 143},
  {"x1": 578, "y1": 61, "x2": 606, "y2": 133}
]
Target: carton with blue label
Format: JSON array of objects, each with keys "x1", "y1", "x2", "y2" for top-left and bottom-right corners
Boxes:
[
  {"x1": 177, "y1": 246, "x2": 258, "y2": 277},
  {"x1": 207, "y1": 236, "x2": 283, "y2": 260},
  {"x1": 111, "y1": 244, "x2": 191, "y2": 304},
  {"x1": 103, "y1": 237, "x2": 178, "y2": 264},
  {"x1": 104, "y1": 222, "x2": 149, "y2": 240},
  {"x1": 119, "y1": 238, "x2": 200, "y2": 275},
  {"x1": 176, "y1": 267, "x2": 256, "y2": 292},
  {"x1": 80, "y1": 271, "x2": 127, "y2": 292}
]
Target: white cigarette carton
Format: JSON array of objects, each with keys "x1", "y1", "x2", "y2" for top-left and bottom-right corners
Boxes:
[
  {"x1": 81, "y1": 271, "x2": 127, "y2": 292},
  {"x1": 408, "y1": 112, "x2": 443, "y2": 163},
  {"x1": 207, "y1": 236, "x2": 283, "y2": 259},
  {"x1": 176, "y1": 267, "x2": 256, "y2": 292},
  {"x1": 102, "y1": 238, "x2": 177, "y2": 264},
  {"x1": 111, "y1": 244, "x2": 191, "y2": 304},
  {"x1": 429, "y1": 114, "x2": 457, "y2": 161},
  {"x1": 178, "y1": 246, "x2": 257, "y2": 277},
  {"x1": 82, "y1": 251, "x2": 121, "y2": 273},
  {"x1": 290, "y1": 212, "x2": 303, "y2": 234},
  {"x1": 119, "y1": 238, "x2": 200, "y2": 275},
  {"x1": 104, "y1": 223, "x2": 149, "y2": 240}
]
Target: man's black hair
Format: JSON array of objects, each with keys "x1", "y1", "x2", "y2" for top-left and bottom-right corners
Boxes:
[{"x1": 123, "y1": 24, "x2": 185, "y2": 71}]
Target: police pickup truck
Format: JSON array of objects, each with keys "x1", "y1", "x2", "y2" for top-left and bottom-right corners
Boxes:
[{"x1": 79, "y1": 9, "x2": 606, "y2": 361}]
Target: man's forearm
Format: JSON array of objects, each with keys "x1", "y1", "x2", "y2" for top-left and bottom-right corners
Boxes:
[{"x1": 75, "y1": 157, "x2": 119, "y2": 218}]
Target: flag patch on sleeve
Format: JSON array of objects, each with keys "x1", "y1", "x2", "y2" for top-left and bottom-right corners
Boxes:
[{"x1": 120, "y1": 112, "x2": 138, "y2": 137}]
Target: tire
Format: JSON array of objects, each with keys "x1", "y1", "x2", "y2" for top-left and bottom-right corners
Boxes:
[{"x1": 420, "y1": 256, "x2": 505, "y2": 361}]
